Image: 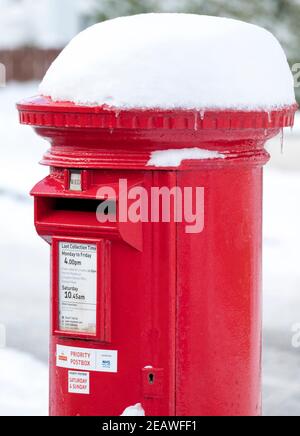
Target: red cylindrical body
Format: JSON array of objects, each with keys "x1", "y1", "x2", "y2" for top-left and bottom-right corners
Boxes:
[{"x1": 18, "y1": 97, "x2": 296, "y2": 416}]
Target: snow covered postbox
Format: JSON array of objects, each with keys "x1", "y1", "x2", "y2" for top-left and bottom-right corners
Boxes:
[{"x1": 17, "y1": 14, "x2": 296, "y2": 416}]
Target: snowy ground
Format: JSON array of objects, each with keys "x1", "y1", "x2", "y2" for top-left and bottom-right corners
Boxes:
[
  {"x1": 0, "y1": 83, "x2": 49, "y2": 416},
  {"x1": 0, "y1": 348, "x2": 48, "y2": 416},
  {"x1": 263, "y1": 165, "x2": 300, "y2": 416},
  {"x1": 0, "y1": 83, "x2": 300, "y2": 416}
]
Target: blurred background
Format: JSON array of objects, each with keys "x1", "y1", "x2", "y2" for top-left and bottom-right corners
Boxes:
[{"x1": 0, "y1": 0, "x2": 300, "y2": 416}]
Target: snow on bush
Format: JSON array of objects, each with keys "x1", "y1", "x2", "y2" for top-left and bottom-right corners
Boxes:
[{"x1": 40, "y1": 13, "x2": 296, "y2": 110}]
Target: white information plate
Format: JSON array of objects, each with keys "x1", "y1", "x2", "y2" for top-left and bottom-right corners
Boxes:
[
  {"x1": 57, "y1": 345, "x2": 118, "y2": 373},
  {"x1": 69, "y1": 171, "x2": 82, "y2": 191},
  {"x1": 59, "y1": 242, "x2": 97, "y2": 334}
]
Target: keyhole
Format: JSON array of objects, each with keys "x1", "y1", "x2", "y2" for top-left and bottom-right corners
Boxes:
[{"x1": 148, "y1": 373, "x2": 155, "y2": 384}]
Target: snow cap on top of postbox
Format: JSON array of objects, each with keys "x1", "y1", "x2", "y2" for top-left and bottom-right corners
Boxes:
[{"x1": 39, "y1": 14, "x2": 296, "y2": 111}]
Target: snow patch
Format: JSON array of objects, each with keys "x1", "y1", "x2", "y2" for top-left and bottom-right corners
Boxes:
[
  {"x1": 121, "y1": 403, "x2": 145, "y2": 417},
  {"x1": 40, "y1": 14, "x2": 296, "y2": 110},
  {"x1": 0, "y1": 348, "x2": 48, "y2": 416},
  {"x1": 147, "y1": 148, "x2": 225, "y2": 167},
  {"x1": 263, "y1": 168, "x2": 300, "y2": 332}
]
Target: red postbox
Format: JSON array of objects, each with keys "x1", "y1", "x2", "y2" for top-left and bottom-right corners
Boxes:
[{"x1": 17, "y1": 97, "x2": 296, "y2": 416}]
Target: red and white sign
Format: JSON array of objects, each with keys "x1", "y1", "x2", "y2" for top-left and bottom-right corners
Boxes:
[
  {"x1": 68, "y1": 371, "x2": 90, "y2": 395},
  {"x1": 57, "y1": 345, "x2": 118, "y2": 373}
]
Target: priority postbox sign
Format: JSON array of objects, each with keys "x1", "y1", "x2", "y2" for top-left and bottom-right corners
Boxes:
[{"x1": 56, "y1": 344, "x2": 118, "y2": 373}]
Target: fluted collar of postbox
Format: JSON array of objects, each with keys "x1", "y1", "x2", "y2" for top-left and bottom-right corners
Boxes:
[{"x1": 17, "y1": 14, "x2": 298, "y2": 169}]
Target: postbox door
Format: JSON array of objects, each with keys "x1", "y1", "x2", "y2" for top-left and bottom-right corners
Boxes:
[{"x1": 46, "y1": 170, "x2": 177, "y2": 416}]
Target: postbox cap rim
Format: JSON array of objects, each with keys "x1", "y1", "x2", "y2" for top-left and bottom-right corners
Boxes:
[{"x1": 17, "y1": 96, "x2": 298, "y2": 131}]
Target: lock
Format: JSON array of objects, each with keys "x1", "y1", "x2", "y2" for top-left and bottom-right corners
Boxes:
[{"x1": 142, "y1": 368, "x2": 164, "y2": 399}]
